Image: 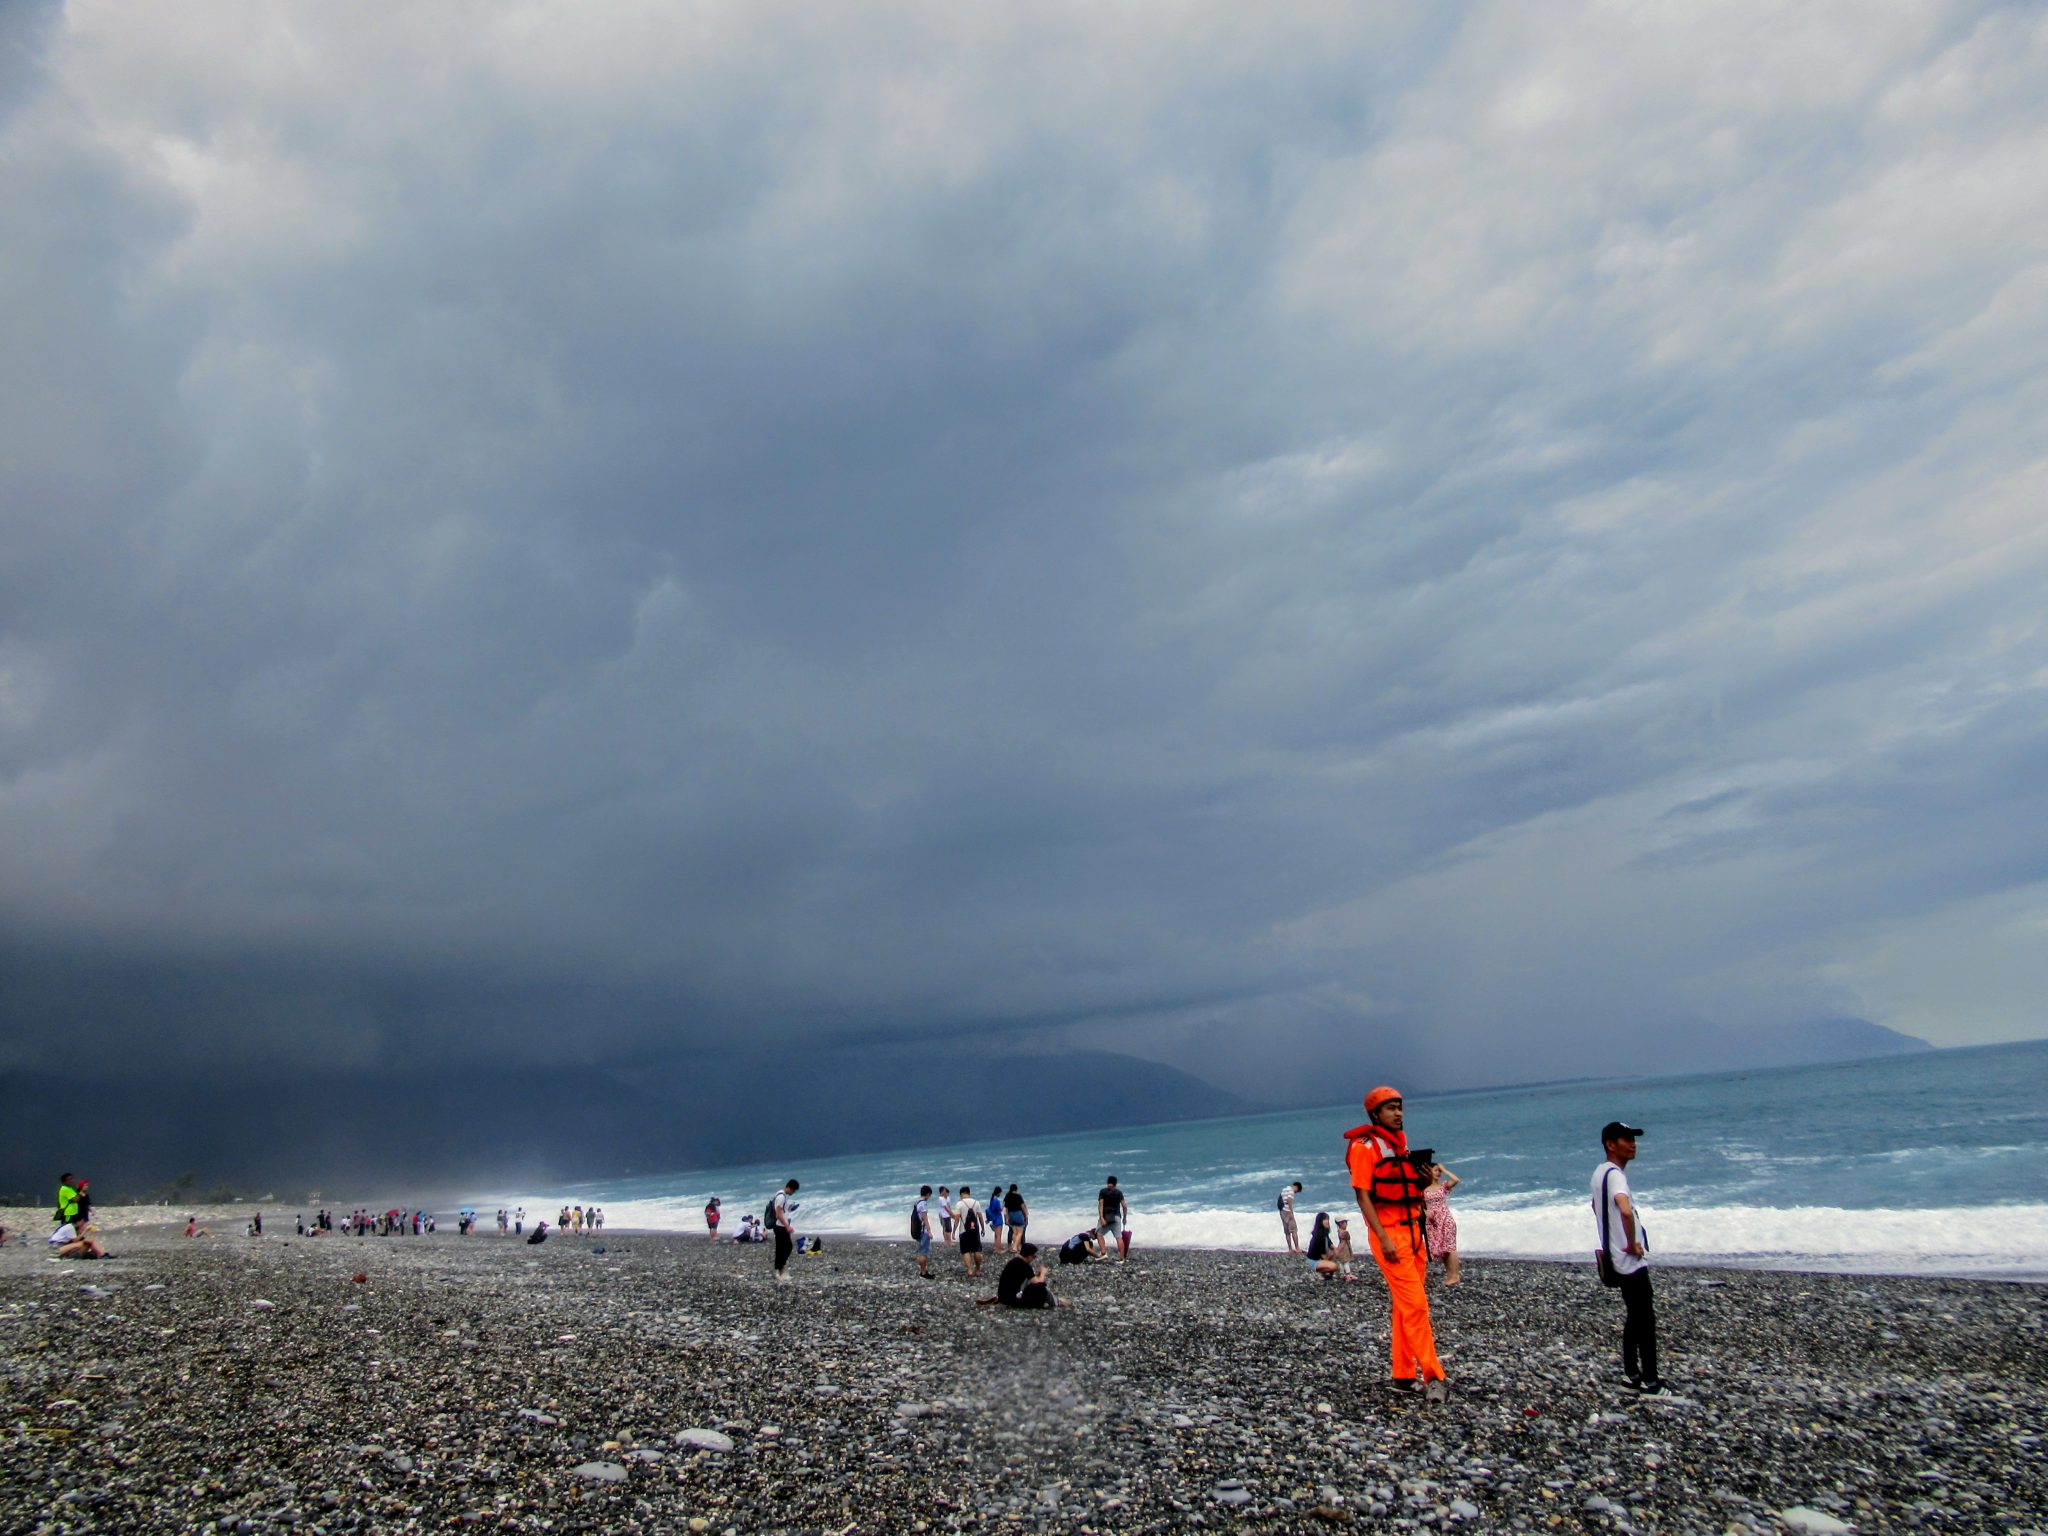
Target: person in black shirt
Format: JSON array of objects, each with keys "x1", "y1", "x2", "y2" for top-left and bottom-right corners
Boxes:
[
  {"x1": 1095, "y1": 1175, "x2": 1129, "y2": 1262},
  {"x1": 981, "y1": 1243, "x2": 1054, "y2": 1309},
  {"x1": 1002, "y1": 1185, "x2": 1027, "y2": 1252}
]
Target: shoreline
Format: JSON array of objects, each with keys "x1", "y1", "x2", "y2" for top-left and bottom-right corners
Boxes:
[
  {"x1": 4, "y1": 1225, "x2": 2041, "y2": 1533},
  {"x1": 11, "y1": 1205, "x2": 2046, "y2": 1285}
]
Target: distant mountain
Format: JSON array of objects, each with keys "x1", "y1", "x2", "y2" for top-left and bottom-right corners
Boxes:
[
  {"x1": 1650, "y1": 1016, "x2": 1934, "y2": 1076},
  {"x1": 0, "y1": 1046, "x2": 1247, "y2": 1201}
]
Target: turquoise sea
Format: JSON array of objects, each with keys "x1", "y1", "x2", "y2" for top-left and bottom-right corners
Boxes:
[{"x1": 494, "y1": 1038, "x2": 2048, "y2": 1276}]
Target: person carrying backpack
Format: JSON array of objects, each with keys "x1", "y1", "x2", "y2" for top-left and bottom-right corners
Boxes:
[{"x1": 956, "y1": 1185, "x2": 987, "y2": 1277}]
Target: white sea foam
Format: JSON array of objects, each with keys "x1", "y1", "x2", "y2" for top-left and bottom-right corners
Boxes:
[{"x1": 490, "y1": 1190, "x2": 2048, "y2": 1275}]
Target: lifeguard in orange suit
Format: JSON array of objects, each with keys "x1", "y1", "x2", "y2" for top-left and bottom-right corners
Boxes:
[{"x1": 1347, "y1": 1086, "x2": 1448, "y2": 1401}]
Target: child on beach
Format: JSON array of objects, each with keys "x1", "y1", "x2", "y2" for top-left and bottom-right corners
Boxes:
[
  {"x1": 1333, "y1": 1218, "x2": 1360, "y2": 1280},
  {"x1": 1305, "y1": 1212, "x2": 1344, "y2": 1279},
  {"x1": 1424, "y1": 1163, "x2": 1461, "y2": 1285}
]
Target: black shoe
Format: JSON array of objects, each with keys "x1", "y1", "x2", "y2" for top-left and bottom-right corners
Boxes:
[{"x1": 1637, "y1": 1378, "x2": 1665, "y2": 1395}]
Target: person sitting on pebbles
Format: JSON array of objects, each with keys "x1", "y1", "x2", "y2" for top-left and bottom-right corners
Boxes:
[
  {"x1": 979, "y1": 1242, "x2": 1055, "y2": 1309},
  {"x1": 49, "y1": 1222, "x2": 108, "y2": 1260}
]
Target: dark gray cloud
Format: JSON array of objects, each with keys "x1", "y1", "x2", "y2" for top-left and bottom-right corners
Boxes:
[{"x1": 3, "y1": 1, "x2": 2047, "y2": 1086}]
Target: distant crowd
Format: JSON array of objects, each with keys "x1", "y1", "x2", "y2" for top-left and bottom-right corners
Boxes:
[{"x1": 36, "y1": 1087, "x2": 1661, "y2": 1396}]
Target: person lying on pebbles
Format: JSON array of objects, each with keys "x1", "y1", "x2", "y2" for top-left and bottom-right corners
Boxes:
[{"x1": 47, "y1": 1222, "x2": 109, "y2": 1259}]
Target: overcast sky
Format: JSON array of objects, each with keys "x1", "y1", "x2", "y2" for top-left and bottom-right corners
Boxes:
[{"x1": 3, "y1": 1, "x2": 2046, "y2": 1090}]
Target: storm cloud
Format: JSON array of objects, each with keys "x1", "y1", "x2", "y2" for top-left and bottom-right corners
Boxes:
[{"x1": 4, "y1": 1, "x2": 2047, "y2": 1095}]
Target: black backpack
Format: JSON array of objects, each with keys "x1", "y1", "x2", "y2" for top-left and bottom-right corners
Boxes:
[
  {"x1": 960, "y1": 1205, "x2": 981, "y2": 1237},
  {"x1": 765, "y1": 1196, "x2": 780, "y2": 1226},
  {"x1": 910, "y1": 1202, "x2": 925, "y2": 1240}
]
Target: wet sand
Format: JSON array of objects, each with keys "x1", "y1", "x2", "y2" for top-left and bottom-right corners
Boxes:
[{"x1": 2, "y1": 1213, "x2": 2043, "y2": 1534}]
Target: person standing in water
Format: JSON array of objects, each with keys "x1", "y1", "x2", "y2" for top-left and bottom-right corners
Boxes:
[
  {"x1": 1347, "y1": 1086, "x2": 1449, "y2": 1402},
  {"x1": 1593, "y1": 1121, "x2": 1661, "y2": 1393}
]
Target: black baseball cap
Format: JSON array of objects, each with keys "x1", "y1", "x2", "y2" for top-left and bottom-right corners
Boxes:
[{"x1": 1601, "y1": 1121, "x2": 1645, "y2": 1143}]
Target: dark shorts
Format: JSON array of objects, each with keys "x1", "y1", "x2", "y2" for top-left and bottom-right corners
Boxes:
[{"x1": 960, "y1": 1230, "x2": 982, "y2": 1254}]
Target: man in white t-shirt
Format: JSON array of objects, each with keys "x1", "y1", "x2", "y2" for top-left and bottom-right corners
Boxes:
[
  {"x1": 1591, "y1": 1120, "x2": 1660, "y2": 1393},
  {"x1": 1278, "y1": 1182, "x2": 1304, "y2": 1254}
]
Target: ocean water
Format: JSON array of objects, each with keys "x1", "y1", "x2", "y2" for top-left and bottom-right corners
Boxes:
[{"x1": 493, "y1": 1038, "x2": 2048, "y2": 1277}]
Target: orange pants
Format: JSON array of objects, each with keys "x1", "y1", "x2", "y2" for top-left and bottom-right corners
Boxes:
[{"x1": 1370, "y1": 1214, "x2": 1445, "y2": 1382}]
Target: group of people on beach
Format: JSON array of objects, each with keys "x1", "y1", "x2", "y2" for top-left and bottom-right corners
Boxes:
[
  {"x1": 727, "y1": 1084, "x2": 1660, "y2": 1394},
  {"x1": 47, "y1": 1172, "x2": 109, "y2": 1259},
  {"x1": 1279, "y1": 1159, "x2": 1462, "y2": 1285},
  {"x1": 39, "y1": 1082, "x2": 1660, "y2": 1395}
]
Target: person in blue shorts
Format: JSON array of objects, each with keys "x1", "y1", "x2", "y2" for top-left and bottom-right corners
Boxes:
[
  {"x1": 1003, "y1": 1184, "x2": 1028, "y2": 1252},
  {"x1": 986, "y1": 1185, "x2": 1005, "y2": 1248}
]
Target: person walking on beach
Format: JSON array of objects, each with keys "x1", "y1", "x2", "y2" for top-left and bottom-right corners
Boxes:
[
  {"x1": 1593, "y1": 1121, "x2": 1661, "y2": 1393},
  {"x1": 1424, "y1": 1161, "x2": 1462, "y2": 1285},
  {"x1": 1279, "y1": 1181, "x2": 1304, "y2": 1254},
  {"x1": 986, "y1": 1186, "x2": 1005, "y2": 1251},
  {"x1": 914, "y1": 1186, "x2": 937, "y2": 1279},
  {"x1": 956, "y1": 1185, "x2": 987, "y2": 1277},
  {"x1": 1348, "y1": 1086, "x2": 1449, "y2": 1401},
  {"x1": 705, "y1": 1197, "x2": 721, "y2": 1240},
  {"x1": 1003, "y1": 1184, "x2": 1028, "y2": 1252},
  {"x1": 770, "y1": 1179, "x2": 799, "y2": 1282},
  {"x1": 1097, "y1": 1175, "x2": 1129, "y2": 1262}
]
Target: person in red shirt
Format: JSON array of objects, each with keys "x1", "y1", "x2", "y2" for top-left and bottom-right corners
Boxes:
[{"x1": 1346, "y1": 1085, "x2": 1448, "y2": 1401}]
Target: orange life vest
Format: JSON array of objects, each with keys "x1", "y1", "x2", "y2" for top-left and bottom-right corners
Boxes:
[{"x1": 1348, "y1": 1123, "x2": 1428, "y2": 1214}]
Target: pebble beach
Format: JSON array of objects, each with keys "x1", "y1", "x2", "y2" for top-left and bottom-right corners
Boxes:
[{"x1": 2, "y1": 1212, "x2": 2043, "y2": 1535}]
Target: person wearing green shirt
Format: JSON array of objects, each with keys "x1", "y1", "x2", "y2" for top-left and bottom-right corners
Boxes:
[{"x1": 55, "y1": 1173, "x2": 82, "y2": 1227}]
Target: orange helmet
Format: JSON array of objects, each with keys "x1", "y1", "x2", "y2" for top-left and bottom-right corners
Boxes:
[{"x1": 1364, "y1": 1085, "x2": 1403, "y2": 1114}]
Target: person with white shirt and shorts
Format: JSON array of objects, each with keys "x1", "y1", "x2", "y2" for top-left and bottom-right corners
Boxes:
[{"x1": 1278, "y1": 1181, "x2": 1304, "y2": 1254}]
